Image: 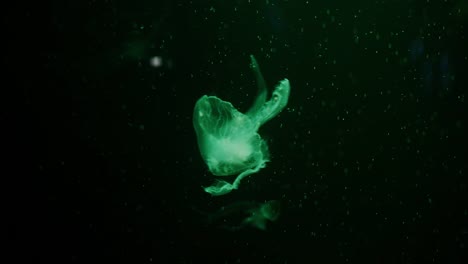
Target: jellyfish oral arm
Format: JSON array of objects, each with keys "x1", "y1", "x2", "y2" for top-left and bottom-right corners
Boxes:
[
  {"x1": 247, "y1": 55, "x2": 267, "y2": 117},
  {"x1": 203, "y1": 180, "x2": 234, "y2": 196},
  {"x1": 251, "y1": 78, "x2": 290, "y2": 126},
  {"x1": 203, "y1": 160, "x2": 267, "y2": 196}
]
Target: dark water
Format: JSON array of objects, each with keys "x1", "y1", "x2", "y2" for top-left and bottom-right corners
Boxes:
[{"x1": 9, "y1": 0, "x2": 468, "y2": 263}]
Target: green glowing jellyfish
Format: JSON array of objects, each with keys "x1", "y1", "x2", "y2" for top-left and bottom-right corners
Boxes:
[
  {"x1": 193, "y1": 55, "x2": 290, "y2": 195},
  {"x1": 203, "y1": 200, "x2": 281, "y2": 231}
]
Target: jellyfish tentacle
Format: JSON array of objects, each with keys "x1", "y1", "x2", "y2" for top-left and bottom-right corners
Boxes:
[{"x1": 247, "y1": 55, "x2": 267, "y2": 118}]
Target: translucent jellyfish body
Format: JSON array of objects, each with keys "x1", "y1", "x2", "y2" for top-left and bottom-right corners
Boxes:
[{"x1": 193, "y1": 55, "x2": 290, "y2": 195}]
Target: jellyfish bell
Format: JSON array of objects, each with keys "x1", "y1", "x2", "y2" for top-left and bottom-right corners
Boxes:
[{"x1": 195, "y1": 96, "x2": 267, "y2": 177}]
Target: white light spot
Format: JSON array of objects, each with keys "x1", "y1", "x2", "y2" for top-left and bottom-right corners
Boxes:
[{"x1": 150, "y1": 56, "x2": 163, "y2": 67}]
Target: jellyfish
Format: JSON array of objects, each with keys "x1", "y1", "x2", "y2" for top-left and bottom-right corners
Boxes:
[
  {"x1": 197, "y1": 200, "x2": 281, "y2": 231},
  {"x1": 193, "y1": 55, "x2": 290, "y2": 195},
  {"x1": 241, "y1": 200, "x2": 281, "y2": 230}
]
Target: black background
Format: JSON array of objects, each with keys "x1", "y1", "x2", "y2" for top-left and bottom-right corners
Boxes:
[{"x1": 6, "y1": 0, "x2": 468, "y2": 263}]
